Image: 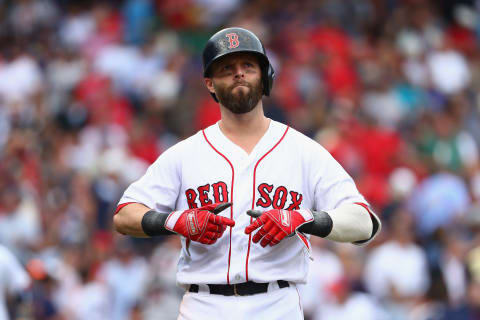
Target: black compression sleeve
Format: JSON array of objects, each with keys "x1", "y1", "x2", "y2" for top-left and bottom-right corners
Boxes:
[
  {"x1": 141, "y1": 210, "x2": 175, "y2": 236},
  {"x1": 298, "y1": 210, "x2": 333, "y2": 238}
]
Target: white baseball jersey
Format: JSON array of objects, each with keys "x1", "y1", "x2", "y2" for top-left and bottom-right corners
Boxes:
[{"x1": 118, "y1": 119, "x2": 368, "y2": 287}]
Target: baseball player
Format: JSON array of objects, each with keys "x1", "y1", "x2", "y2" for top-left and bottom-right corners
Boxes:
[{"x1": 114, "y1": 27, "x2": 381, "y2": 320}]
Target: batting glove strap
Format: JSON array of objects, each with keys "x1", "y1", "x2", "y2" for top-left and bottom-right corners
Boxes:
[
  {"x1": 281, "y1": 209, "x2": 313, "y2": 237},
  {"x1": 164, "y1": 210, "x2": 189, "y2": 234},
  {"x1": 165, "y1": 209, "x2": 210, "y2": 240}
]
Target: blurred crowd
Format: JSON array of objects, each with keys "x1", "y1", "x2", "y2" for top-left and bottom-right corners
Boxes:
[{"x1": 2, "y1": 0, "x2": 480, "y2": 319}]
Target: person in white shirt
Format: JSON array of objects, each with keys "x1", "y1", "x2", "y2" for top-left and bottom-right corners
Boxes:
[
  {"x1": 0, "y1": 244, "x2": 31, "y2": 320},
  {"x1": 364, "y1": 207, "x2": 429, "y2": 318}
]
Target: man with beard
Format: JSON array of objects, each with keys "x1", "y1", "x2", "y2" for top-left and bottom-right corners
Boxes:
[{"x1": 114, "y1": 27, "x2": 381, "y2": 319}]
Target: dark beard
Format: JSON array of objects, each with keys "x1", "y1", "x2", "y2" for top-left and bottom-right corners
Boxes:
[{"x1": 214, "y1": 79, "x2": 263, "y2": 114}]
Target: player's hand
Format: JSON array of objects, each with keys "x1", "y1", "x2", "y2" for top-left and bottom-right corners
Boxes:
[
  {"x1": 244, "y1": 209, "x2": 313, "y2": 247},
  {"x1": 165, "y1": 202, "x2": 234, "y2": 245}
]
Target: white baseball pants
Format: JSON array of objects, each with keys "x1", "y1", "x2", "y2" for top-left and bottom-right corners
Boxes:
[{"x1": 177, "y1": 283, "x2": 304, "y2": 320}]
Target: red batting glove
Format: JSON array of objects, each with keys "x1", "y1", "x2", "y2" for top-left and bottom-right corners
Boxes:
[
  {"x1": 165, "y1": 203, "x2": 235, "y2": 245},
  {"x1": 245, "y1": 209, "x2": 313, "y2": 247}
]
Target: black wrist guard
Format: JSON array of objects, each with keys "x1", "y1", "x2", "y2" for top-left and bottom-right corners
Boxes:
[
  {"x1": 141, "y1": 210, "x2": 175, "y2": 236},
  {"x1": 298, "y1": 210, "x2": 333, "y2": 238}
]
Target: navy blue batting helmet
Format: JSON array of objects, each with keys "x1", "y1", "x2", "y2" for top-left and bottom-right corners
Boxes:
[{"x1": 202, "y1": 27, "x2": 275, "y2": 102}]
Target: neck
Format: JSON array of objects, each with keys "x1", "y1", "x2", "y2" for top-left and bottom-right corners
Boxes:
[{"x1": 218, "y1": 101, "x2": 269, "y2": 137}]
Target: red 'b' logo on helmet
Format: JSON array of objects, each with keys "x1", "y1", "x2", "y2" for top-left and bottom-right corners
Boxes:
[{"x1": 226, "y1": 33, "x2": 240, "y2": 49}]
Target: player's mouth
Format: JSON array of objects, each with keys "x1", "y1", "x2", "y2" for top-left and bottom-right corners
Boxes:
[
  {"x1": 232, "y1": 81, "x2": 250, "y2": 87},
  {"x1": 231, "y1": 82, "x2": 250, "y2": 91}
]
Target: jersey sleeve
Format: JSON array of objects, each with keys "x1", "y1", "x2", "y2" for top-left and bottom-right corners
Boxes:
[
  {"x1": 310, "y1": 144, "x2": 382, "y2": 244},
  {"x1": 312, "y1": 145, "x2": 367, "y2": 211},
  {"x1": 118, "y1": 144, "x2": 181, "y2": 213}
]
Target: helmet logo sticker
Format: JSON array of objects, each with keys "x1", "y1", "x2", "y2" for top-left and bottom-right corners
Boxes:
[{"x1": 226, "y1": 33, "x2": 240, "y2": 49}]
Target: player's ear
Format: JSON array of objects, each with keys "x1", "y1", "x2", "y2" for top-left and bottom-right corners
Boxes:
[{"x1": 204, "y1": 78, "x2": 215, "y2": 94}]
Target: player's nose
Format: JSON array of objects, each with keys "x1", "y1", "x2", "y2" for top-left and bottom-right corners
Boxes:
[{"x1": 232, "y1": 64, "x2": 245, "y2": 78}]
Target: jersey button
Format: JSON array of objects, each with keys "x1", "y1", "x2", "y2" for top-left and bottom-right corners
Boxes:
[{"x1": 235, "y1": 274, "x2": 241, "y2": 281}]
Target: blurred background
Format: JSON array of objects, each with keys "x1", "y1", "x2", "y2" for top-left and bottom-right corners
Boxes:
[{"x1": 2, "y1": 0, "x2": 480, "y2": 319}]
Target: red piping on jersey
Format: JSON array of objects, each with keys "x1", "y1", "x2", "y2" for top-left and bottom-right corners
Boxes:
[
  {"x1": 297, "y1": 233, "x2": 310, "y2": 250},
  {"x1": 354, "y1": 202, "x2": 374, "y2": 220},
  {"x1": 202, "y1": 129, "x2": 235, "y2": 285},
  {"x1": 246, "y1": 126, "x2": 289, "y2": 281},
  {"x1": 114, "y1": 202, "x2": 136, "y2": 214}
]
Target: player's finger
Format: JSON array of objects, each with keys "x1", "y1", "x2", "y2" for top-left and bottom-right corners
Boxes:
[
  {"x1": 244, "y1": 215, "x2": 267, "y2": 234},
  {"x1": 258, "y1": 222, "x2": 279, "y2": 246},
  {"x1": 215, "y1": 231, "x2": 224, "y2": 240},
  {"x1": 213, "y1": 229, "x2": 225, "y2": 237},
  {"x1": 246, "y1": 210, "x2": 263, "y2": 218},
  {"x1": 245, "y1": 220, "x2": 262, "y2": 234},
  {"x1": 221, "y1": 216, "x2": 236, "y2": 227},
  {"x1": 269, "y1": 228, "x2": 287, "y2": 246},
  {"x1": 200, "y1": 237, "x2": 217, "y2": 245},
  {"x1": 198, "y1": 202, "x2": 231, "y2": 213},
  {"x1": 211, "y1": 202, "x2": 232, "y2": 214},
  {"x1": 212, "y1": 228, "x2": 226, "y2": 238},
  {"x1": 198, "y1": 203, "x2": 220, "y2": 212},
  {"x1": 206, "y1": 224, "x2": 221, "y2": 232},
  {"x1": 251, "y1": 228, "x2": 265, "y2": 243},
  {"x1": 252, "y1": 220, "x2": 275, "y2": 243},
  {"x1": 209, "y1": 214, "x2": 235, "y2": 227},
  {"x1": 202, "y1": 231, "x2": 221, "y2": 241},
  {"x1": 260, "y1": 233, "x2": 275, "y2": 247},
  {"x1": 209, "y1": 224, "x2": 226, "y2": 236},
  {"x1": 212, "y1": 231, "x2": 225, "y2": 239},
  {"x1": 199, "y1": 237, "x2": 210, "y2": 244}
]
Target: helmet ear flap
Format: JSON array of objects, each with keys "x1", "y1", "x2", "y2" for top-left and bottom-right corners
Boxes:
[
  {"x1": 205, "y1": 77, "x2": 219, "y2": 102},
  {"x1": 263, "y1": 63, "x2": 275, "y2": 97},
  {"x1": 210, "y1": 92, "x2": 219, "y2": 102}
]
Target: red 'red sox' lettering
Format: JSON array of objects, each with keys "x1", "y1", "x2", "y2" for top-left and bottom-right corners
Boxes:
[
  {"x1": 272, "y1": 186, "x2": 288, "y2": 209},
  {"x1": 286, "y1": 191, "x2": 303, "y2": 210},
  {"x1": 185, "y1": 189, "x2": 198, "y2": 209},
  {"x1": 186, "y1": 182, "x2": 302, "y2": 210},
  {"x1": 212, "y1": 181, "x2": 229, "y2": 203},
  {"x1": 256, "y1": 183, "x2": 273, "y2": 207},
  {"x1": 256, "y1": 184, "x2": 303, "y2": 210},
  {"x1": 185, "y1": 181, "x2": 230, "y2": 209},
  {"x1": 198, "y1": 183, "x2": 213, "y2": 206}
]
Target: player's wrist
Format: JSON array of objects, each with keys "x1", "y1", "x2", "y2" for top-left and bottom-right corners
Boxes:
[
  {"x1": 141, "y1": 210, "x2": 175, "y2": 236},
  {"x1": 298, "y1": 210, "x2": 333, "y2": 238}
]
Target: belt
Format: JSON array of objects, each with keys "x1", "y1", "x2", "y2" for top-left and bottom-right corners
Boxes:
[{"x1": 188, "y1": 280, "x2": 289, "y2": 296}]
